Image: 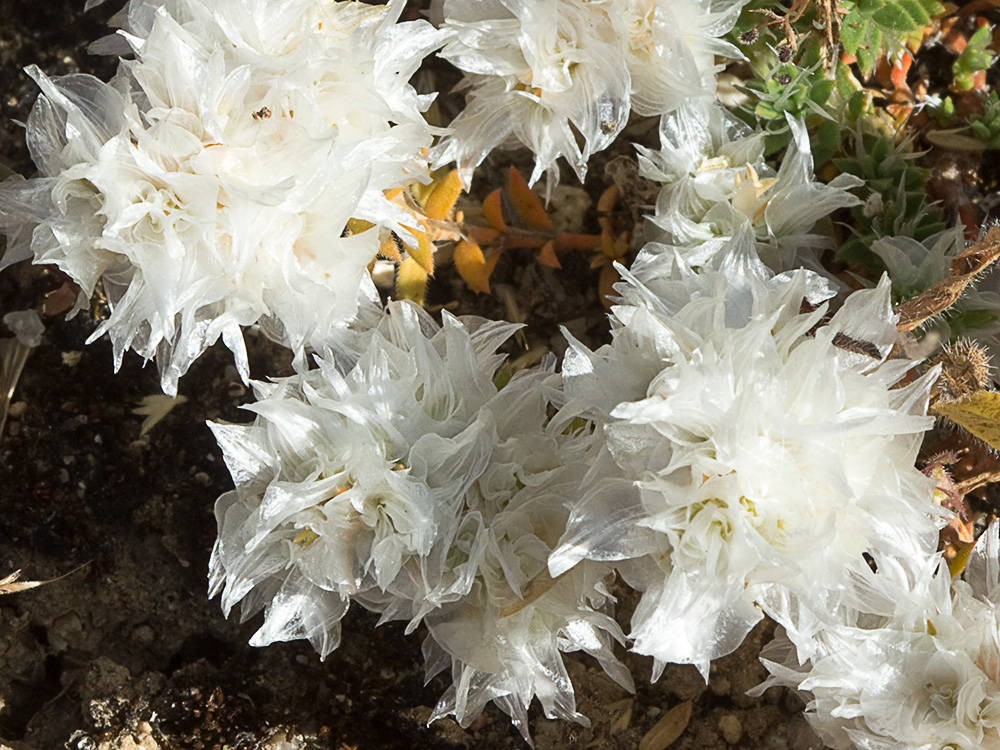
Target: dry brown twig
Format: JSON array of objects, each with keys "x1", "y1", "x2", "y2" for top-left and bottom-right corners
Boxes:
[{"x1": 895, "y1": 227, "x2": 1000, "y2": 334}]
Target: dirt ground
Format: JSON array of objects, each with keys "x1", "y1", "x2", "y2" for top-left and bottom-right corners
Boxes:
[{"x1": 0, "y1": 1, "x2": 830, "y2": 748}]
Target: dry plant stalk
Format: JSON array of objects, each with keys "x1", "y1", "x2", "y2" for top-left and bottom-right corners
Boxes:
[
  {"x1": 498, "y1": 568, "x2": 566, "y2": 618},
  {"x1": 895, "y1": 227, "x2": 1000, "y2": 333},
  {"x1": 0, "y1": 562, "x2": 89, "y2": 595}
]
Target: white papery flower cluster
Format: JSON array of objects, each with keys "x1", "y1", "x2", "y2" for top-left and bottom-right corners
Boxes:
[
  {"x1": 757, "y1": 523, "x2": 1000, "y2": 750},
  {"x1": 0, "y1": 0, "x2": 445, "y2": 394},
  {"x1": 549, "y1": 230, "x2": 941, "y2": 677},
  {"x1": 209, "y1": 300, "x2": 630, "y2": 739},
  {"x1": 431, "y1": 0, "x2": 744, "y2": 190},
  {"x1": 637, "y1": 98, "x2": 862, "y2": 273},
  {"x1": 4, "y1": 0, "x2": 987, "y2": 744}
]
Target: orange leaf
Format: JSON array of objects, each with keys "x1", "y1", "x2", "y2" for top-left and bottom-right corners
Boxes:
[
  {"x1": 507, "y1": 167, "x2": 551, "y2": 231},
  {"x1": 891, "y1": 52, "x2": 912, "y2": 89},
  {"x1": 467, "y1": 225, "x2": 501, "y2": 245},
  {"x1": 396, "y1": 256, "x2": 429, "y2": 306},
  {"x1": 401, "y1": 226, "x2": 435, "y2": 275},
  {"x1": 537, "y1": 240, "x2": 561, "y2": 268},
  {"x1": 423, "y1": 169, "x2": 464, "y2": 221},
  {"x1": 378, "y1": 234, "x2": 403, "y2": 262},
  {"x1": 454, "y1": 240, "x2": 499, "y2": 294},
  {"x1": 482, "y1": 189, "x2": 507, "y2": 231},
  {"x1": 597, "y1": 185, "x2": 619, "y2": 213}
]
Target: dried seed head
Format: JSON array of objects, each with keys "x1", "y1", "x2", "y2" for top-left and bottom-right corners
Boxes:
[
  {"x1": 932, "y1": 339, "x2": 993, "y2": 402},
  {"x1": 777, "y1": 45, "x2": 793, "y2": 63},
  {"x1": 740, "y1": 28, "x2": 759, "y2": 45}
]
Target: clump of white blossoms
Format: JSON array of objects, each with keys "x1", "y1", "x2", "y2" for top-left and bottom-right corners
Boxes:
[
  {"x1": 421, "y1": 366, "x2": 631, "y2": 739},
  {"x1": 637, "y1": 98, "x2": 861, "y2": 273},
  {"x1": 431, "y1": 0, "x2": 630, "y2": 190},
  {"x1": 430, "y1": 0, "x2": 743, "y2": 190},
  {"x1": 549, "y1": 230, "x2": 941, "y2": 677},
  {"x1": 210, "y1": 300, "x2": 629, "y2": 738},
  {"x1": 616, "y1": 0, "x2": 744, "y2": 117},
  {"x1": 0, "y1": 0, "x2": 447, "y2": 395},
  {"x1": 757, "y1": 523, "x2": 1000, "y2": 750},
  {"x1": 209, "y1": 300, "x2": 517, "y2": 657}
]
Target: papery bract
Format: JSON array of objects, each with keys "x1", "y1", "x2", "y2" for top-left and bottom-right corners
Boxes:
[
  {"x1": 637, "y1": 99, "x2": 861, "y2": 273},
  {"x1": 757, "y1": 523, "x2": 1000, "y2": 750},
  {"x1": 551, "y1": 230, "x2": 940, "y2": 677},
  {"x1": 0, "y1": 0, "x2": 446, "y2": 394}
]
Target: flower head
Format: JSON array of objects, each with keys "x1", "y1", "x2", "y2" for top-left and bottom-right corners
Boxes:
[
  {"x1": 758, "y1": 523, "x2": 1000, "y2": 750},
  {"x1": 0, "y1": 0, "x2": 446, "y2": 394},
  {"x1": 637, "y1": 99, "x2": 861, "y2": 273},
  {"x1": 431, "y1": 0, "x2": 745, "y2": 192},
  {"x1": 209, "y1": 301, "x2": 516, "y2": 657},
  {"x1": 431, "y1": 0, "x2": 630, "y2": 191},
  {"x1": 617, "y1": 0, "x2": 743, "y2": 117},
  {"x1": 551, "y1": 231, "x2": 940, "y2": 676},
  {"x1": 209, "y1": 300, "x2": 629, "y2": 738}
]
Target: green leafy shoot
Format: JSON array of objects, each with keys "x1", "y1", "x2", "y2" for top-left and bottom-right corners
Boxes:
[
  {"x1": 952, "y1": 24, "x2": 996, "y2": 93},
  {"x1": 839, "y1": 0, "x2": 943, "y2": 76}
]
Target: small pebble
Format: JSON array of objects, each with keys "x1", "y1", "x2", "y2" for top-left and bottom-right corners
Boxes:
[
  {"x1": 8, "y1": 401, "x2": 26, "y2": 418},
  {"x1": 710, "y1": 676, "x2": 731, "y2": 696},
  {"x1": 132, "y1": 625, "x2": 154, "y2": 646},
  {"x1": 719, "y1": 714, "x2": 743, "y2": 745}
]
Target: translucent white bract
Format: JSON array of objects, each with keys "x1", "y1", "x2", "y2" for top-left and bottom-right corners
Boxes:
[
  {"x1": 758, "y1": 523, "x2": 1000, "y2": 750},
  {"x1": 209, "y1": 300, "x2": 629, "y2": 740},
  {"x1": 0, "y1": 0, "x2": 446, "y2": 395},
  {"x1": 637, "y1": 99, "x2": 861, "y2": 273},
  {"x1": 550, "y1": 231, "x2": 940, "y2": 677},
  {"x1": 431, "y1": 0, "x2": 743, "y2": 192}
]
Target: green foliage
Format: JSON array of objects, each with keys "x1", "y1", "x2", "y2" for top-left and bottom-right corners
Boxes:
[
  {"x1": 969, "y1": 91, "x2": 1000, "y2": 149},
  {"x1": 949, "y1": 307, "x2": 998, "y2": 339},
  {"x1": 927, "y1": 91, "x2": 1000, "y2": 150},
  {"x1": 739, "y1": 40, "x2": 842, "y2": 158},
  {"x1": 839, "y1": 0, "x2": 943, "y2": 76},
  {"x1": 931, "y1": 95, "x2": 957, "y2": 127},
  {"x1": 953, "y1": 24, "x2": 996, "y2": 93},
  {"x1": 834, "y1": 132, "x2": 947, "y2": 271}
]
